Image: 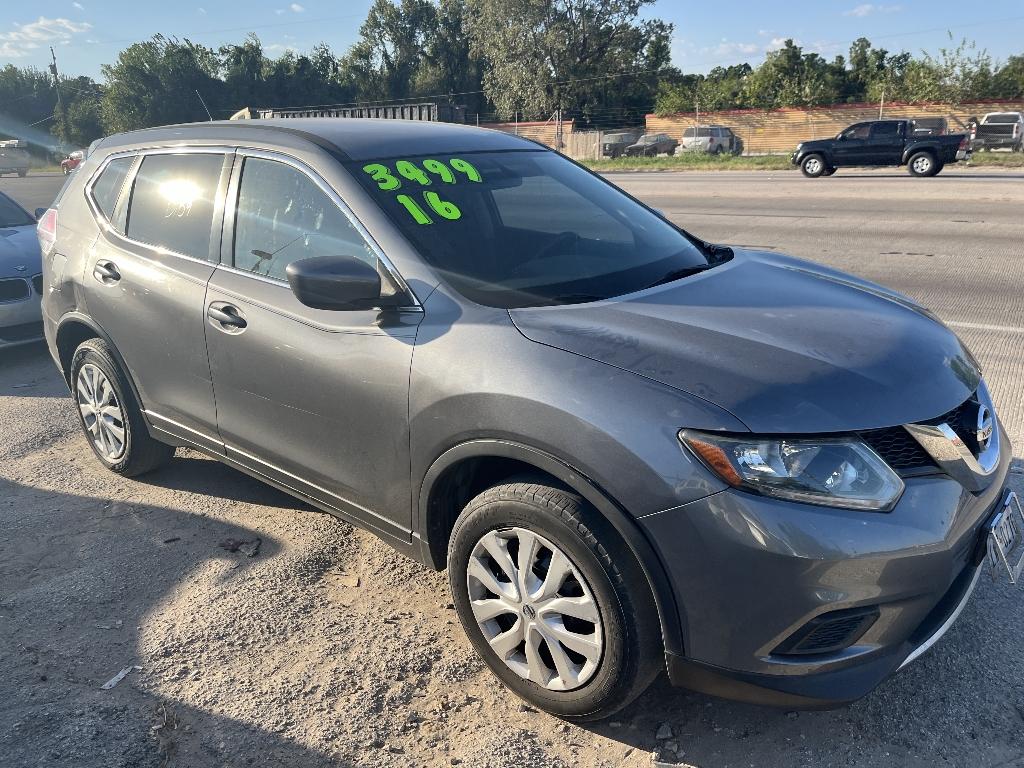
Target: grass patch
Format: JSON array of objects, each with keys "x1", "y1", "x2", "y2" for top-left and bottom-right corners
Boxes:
[
  {"x1": 584, "y1": 149, "x2": 1024, "y2": 172},
  {"x1": 583, "y1": 153, "x2": 796, "y2": 172},
  {"x1": 966, "y1": 151, "x2": 1024, "y2": 167}
]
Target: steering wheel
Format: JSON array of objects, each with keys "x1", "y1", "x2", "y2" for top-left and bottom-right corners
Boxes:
[{"x1": 511, "y1": 231, "x2": 580, "y2": 277}]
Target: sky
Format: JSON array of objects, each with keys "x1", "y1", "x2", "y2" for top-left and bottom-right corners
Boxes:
[{"x1": 1, "y1": 0, "x2": 1023, "y2": 82}]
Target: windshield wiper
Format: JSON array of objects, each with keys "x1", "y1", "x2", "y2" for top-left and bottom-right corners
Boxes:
[
  {"x1": 548, "y1": 293, "x2": 606, "y2": 305},
  {"x1": 645, "y1": 264, "x2": 714, "y2": 289}
]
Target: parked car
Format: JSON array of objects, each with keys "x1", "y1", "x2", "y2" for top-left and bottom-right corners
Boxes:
[
  {"x1": 792, "y1": 119, "x2": 970, "y2": 177},
  {"x1": 0, "y1": 140, "x2": 30, "y2": 178},
  {"x1": 970, "y1": 112, "x2": 1024, "y2": 152},
  {"x1": 42, "y1": 119, "x2": 1015, "y2": 720},
  {"x1": 0, "y1": 191, "x2": 43, "y2": 348},
  {"x1": 601, "y1": 131, "x2": 641, "y2": 158},
  {"x1": 680, "y1": 125, "x2": 744, "y2": 155},
  {"x1": 623, "y1": 132, "x2": 678, "y2": 157},
  {"x1": 61, "y1": 150, "x2": 85, "y2": 174}
]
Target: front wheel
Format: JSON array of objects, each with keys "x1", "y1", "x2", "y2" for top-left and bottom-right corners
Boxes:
[
  {"x1": 800, "y1": 154, "x2": 826, "y2": 177},
  {"x1": 907, "y1": 151, "x2": 939, "y2": 177},
  {"x1": 448, "y1": 480, "x2": 662, "y2": 721}
]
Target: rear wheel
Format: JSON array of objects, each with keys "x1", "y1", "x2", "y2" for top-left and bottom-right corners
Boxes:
[
  {"x1": 908, "y1": 151, "x2": 939, "y2": 177},
  {"x1": 70, "y1": 338, "x2": 175, "y2": 476},
  {"x1": 801, "y1": 154, "x2": 826, "y2": 178},
  {"x1": 448, "y1": 479, "x2": 662, "y2": 721}
]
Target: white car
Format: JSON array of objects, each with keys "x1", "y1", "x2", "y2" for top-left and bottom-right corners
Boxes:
[
  {"x1": 0, "y1": 191, "x2": 43, "y2": 348},
  {"x1": 679, "y1": 125, "x2": 744, "y2": 155}
]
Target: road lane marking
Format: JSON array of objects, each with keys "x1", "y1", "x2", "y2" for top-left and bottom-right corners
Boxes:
[{"x1": 948, "y1": 321, "x2": 1024, "y2": 334}]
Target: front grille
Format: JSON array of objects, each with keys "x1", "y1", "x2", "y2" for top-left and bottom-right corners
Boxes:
[
  {"x1": 860, "y1": 394, "x2": 982, "y2": 477},
  {"x1": 931, "y1": 398, "x2": 979, "y2": 456},
  {"x1": 774, "y1": 606, "x2": 880, "y2": 656},
  {"x1": 0, "y1": 277, "x2": 30, "y2": 302},
  {"x1": 0, "y1": 321, "x2": 44, "y2": 342},
  {"x1": 31, "y1": 274, "x2": 43, "y2": 295},
  {"x1": 861, "y1": 426, "x2": 936, "y2": 473}
]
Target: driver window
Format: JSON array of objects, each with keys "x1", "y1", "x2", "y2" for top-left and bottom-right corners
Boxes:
[
  {"x1": 233, "y1": 157, "x2": 375, "y2": 280},
  {"x1": 842, "y1": 124, "x2": 871, "y2": 140}
]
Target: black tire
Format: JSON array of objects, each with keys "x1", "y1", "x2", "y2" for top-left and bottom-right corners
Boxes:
[
  {"x1": 70, "y1": 338, "x2": 175, "y2": 477},
  {"x1": 800, "y1": 153, "x2": 826, "y2": 178},
  {"x1": 907, "y1": 150, "x2": 939, "y2": 177},
  {"x1": 448, "y1": 479, "x2": 662, "y2": 721}
]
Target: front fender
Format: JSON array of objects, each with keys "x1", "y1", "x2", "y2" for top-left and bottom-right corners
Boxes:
[{"x1": 416, "y1": 437, "x2": 690, "y2": 658}]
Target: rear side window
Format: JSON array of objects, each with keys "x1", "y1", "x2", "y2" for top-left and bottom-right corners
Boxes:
[
  {"x1": 232, "y1": 157, "x2": 375, "y2": 280},
  {"x1": 126, "y1": 153, "x2": 225, "y2": 261},
  {"x1": 697, "y1": 128, "x2": 712, "y2": 137},
  {"x1": 683, "y1": 128, "x2": 696, "y2": 138},
  {"x1": 871, "y1": 122, "x2": 900, "y2": 138},
  {"x1": 91, "y1": 156, "x2": 134, "y2": 221}
]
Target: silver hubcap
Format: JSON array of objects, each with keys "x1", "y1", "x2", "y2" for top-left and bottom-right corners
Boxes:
[
  {"x1": 913, "y1": 156, "x2": 931, "y2": 173},
  {"x1": 805, "y1": 158, "x2": 821, "y2": 174},
  {"x1": 466, "y1": 527, "x2": 604, "y2": 691},
  {"x1": 76, "y1": 364, "x2": 126, "y2": 462}
]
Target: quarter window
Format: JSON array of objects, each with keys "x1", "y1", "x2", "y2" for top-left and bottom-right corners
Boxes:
[
  {"x1": 232, "y1": 157, "x2": 375, "y2": 280},
  {"x1": 126, "y1": 153, "x2": 225, "y2": 261},
  {"x1": 871, "y1": 122, "x2": 900, "y2": 138},
  {"x1": 91, "y1": 156, "x2": 134, "y2": 223}
]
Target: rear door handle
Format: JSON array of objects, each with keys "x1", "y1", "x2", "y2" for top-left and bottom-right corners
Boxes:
[
  {"x1": 208, "y1": 303, "x2": 247, "y2": 330},
  {"x1": 93, "y1": 260, "x2": 120, "y2": 284}
]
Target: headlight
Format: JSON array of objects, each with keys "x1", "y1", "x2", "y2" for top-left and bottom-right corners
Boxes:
[{"x1": 679, "y1": 430, "x2": 904, "y2": 511}]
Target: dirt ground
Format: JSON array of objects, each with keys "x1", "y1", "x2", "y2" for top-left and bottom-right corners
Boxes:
[{"x1": 2, "y1": 341, "x2": 1023, "y2": 768}]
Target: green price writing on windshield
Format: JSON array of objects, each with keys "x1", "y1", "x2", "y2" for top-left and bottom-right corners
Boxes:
[{"x1": 363, "y1": 158, "x2": 481, "y2": 224}]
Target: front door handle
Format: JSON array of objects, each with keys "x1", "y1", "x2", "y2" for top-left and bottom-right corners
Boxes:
[
  {"x1": 93, "y1": 260, "x2": 120, "y2": 284},
  {"x1": 208, "y1": 303, "x2": 247, "y2": 330}
]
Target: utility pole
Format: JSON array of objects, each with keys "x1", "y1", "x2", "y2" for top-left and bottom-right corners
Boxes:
[{"x1": 49, "y1": 47, "x2": 69, "y2": 145}]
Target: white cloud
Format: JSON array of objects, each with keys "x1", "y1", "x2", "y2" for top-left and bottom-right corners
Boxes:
[
  {"x1": 289, "y1": 2, "x2": 304, "y2": 11},
  {"x1": 198, "y1": 7, "x2": 207, "y2": 14},
  {"x1": 266, "y1": 43, "x2": 298, "y2": 53},
  {"x1": 766, "y1": 37, "x2": 790, "y2": 52},
  {"x1": 0, "y1": 16, "x2": 92, "y2": 57},
  {"x1": 844, "y1": 4, "x2": 902, "y2": 16},
  {"x1": 706, "y1": 40, "x2": 760, "y2": 58},
  {"x1": 72, "y1": 1, "x2": 84, "y2": 9}
]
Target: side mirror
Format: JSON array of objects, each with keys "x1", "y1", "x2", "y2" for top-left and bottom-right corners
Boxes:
[
  {"x1": 286, "y1": 254, "x2": 387, "y2": 311},
  {"x1": 34, "y1": 207, "x2": 46, "y2": 220}
]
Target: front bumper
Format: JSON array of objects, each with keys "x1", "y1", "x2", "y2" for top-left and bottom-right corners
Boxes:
[
  {"x1": 640, "y1": 425, "x2": 1012, "y2": 707},
  {"x1": 0, "y1": 279, "x2": 44, "y2": 348}
]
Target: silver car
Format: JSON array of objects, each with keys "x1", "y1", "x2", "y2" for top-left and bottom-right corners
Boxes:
[
  {"x1": 680, "y1": 125, "x2": 744, "y2": 155},
  {"x1": 0, "y1": 191, "x2": 43, "y2": 348}
]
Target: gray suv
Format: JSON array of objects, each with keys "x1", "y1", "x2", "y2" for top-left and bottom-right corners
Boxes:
[{"x1": 39, "y1": 119, "x2": 1017, "y2": 721}]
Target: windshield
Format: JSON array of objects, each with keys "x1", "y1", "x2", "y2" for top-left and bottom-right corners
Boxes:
[
  {"x1": 348, "y1": 150, "x2": 710, "y2": 308},
  {"x1": 985, "y1": 114, "x2": 1020, "y2": 124},
  {"x1": 0, "y1": 194, "x2": 34, "y2": 227}
]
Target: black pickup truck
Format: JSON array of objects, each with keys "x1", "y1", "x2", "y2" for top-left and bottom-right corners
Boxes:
[{"x1": 791, "y1": 119, "x2": 970, "y2": 178}]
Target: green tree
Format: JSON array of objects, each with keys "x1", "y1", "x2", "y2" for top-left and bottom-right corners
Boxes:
[
  {"x1": 465, "y1": 0, "x2": 673, "y2": 121},
  {"x1": 340, "y1": 0, "x2": 438, "y2": 102},
  {"x1": 101, "y1": 35, "x2": 224, "y2": 131},
  {"x1": 992, "y1": 55, "x2": 1024, "y2": 98}
]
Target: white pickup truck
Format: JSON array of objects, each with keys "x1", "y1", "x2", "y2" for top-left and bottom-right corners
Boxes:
[{"x1": 971, "y1": 112, "x2": 1024, "y2": 152}]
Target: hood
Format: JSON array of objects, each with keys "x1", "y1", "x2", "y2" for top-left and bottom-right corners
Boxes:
[
  {"x1": 0, "y1": 225, "x2": 42, "y2": 279},
  {"x1": 509, "y1": 250, "x2": 980, "y2": 434}
]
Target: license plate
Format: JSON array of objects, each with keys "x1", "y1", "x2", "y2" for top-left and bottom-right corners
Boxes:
[{"x1": 988, "y1": 491, "x2": 1024, "y2": 584}]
